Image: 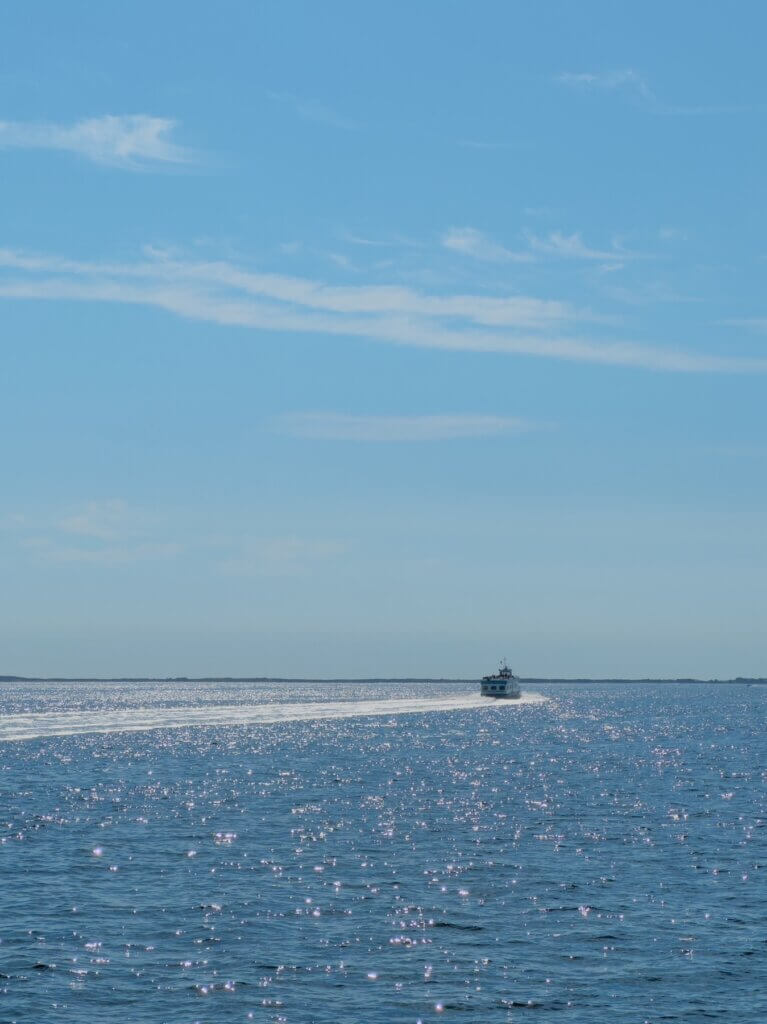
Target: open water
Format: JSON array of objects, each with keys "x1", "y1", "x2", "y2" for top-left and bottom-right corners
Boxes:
[{"x1": 0, "y1": 680, "x2": 765, "y2": 1023}]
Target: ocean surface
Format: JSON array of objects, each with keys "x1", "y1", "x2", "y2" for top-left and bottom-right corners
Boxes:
[{"x1": 0, "y1": 680, "x2": 765, "y2": 1023}]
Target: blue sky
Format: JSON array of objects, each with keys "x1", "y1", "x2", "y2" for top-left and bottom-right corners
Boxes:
[{"x1": 2, "y1": 1, "x2": 766, "y2": 678}]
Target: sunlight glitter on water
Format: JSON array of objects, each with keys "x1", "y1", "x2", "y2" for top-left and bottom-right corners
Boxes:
[{"x1": 1, "y1": 681, "x2": 765, "y2": 1024}]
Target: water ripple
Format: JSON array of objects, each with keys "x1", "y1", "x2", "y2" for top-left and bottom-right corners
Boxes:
[{"x1": 0, "y1": 681, "x2": 764, "y2": 1023}]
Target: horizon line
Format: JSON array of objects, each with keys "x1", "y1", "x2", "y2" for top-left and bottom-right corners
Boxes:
[{"x1": 1, "y1": 675, "x2": 762, "y2": 684}]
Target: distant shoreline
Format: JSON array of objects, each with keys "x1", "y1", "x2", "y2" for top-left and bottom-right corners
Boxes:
[{"x1": 1, "y1": 675, "x2": 764, "y2": 685}]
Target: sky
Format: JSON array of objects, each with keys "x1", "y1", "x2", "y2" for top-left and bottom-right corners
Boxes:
[{"x1": 2, "y1": 1, "x2": 766, "y2": 679}]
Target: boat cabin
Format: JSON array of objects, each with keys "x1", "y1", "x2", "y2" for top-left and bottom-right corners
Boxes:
[{"x1": 480, "y1": 659, "x2": 521, "y2": 699}]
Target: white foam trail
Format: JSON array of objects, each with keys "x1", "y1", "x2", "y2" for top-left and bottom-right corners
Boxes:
[{"x1": 0, "y1": 692, "x2": 546, "y2": 742}]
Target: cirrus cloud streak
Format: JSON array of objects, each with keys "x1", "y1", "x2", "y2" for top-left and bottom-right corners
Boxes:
[
  {"x1": 277, "y1": 413, "x2": 538, "y2": 442},
  {"x1": 0, "y1": 115, "x2": 193, "y2": 168},
  {"x1": 0, "y1": 246, "x2": 763, "y2": 373}
]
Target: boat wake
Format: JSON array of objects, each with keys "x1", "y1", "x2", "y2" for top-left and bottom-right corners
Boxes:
[{"x1": 0, "y1": 692, "x2": 546, "y2": 742}]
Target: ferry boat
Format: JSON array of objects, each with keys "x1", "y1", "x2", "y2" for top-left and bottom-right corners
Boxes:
[{"x1": 480, "y1": 659, "x2": 521, "y2": 699}]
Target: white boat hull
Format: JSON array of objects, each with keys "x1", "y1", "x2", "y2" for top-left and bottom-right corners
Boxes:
[{"x1": 480, "y1": 683, "x2": 521, "y2": 699}]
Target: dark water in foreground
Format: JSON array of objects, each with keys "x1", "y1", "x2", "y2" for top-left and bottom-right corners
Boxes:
[{"x1": 0, "y1": 681, "x2": 765, "y2": 1023}]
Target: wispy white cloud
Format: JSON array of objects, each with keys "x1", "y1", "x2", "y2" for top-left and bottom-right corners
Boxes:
[
  {"x1": 0, "y1": 512, "x2": 27, "y2": 529},
  {"x1": 719, "y1": 318, "x2": 767, "y2": 332},
  {"x1": 267, "y1": 91, "x2": 357, "y2": 130},
  {"x1": 0, "y1": 245, "x2": 763, "y2": 373},
  {"x1": 0, "y1": 246, "x2": 580, "y2": 328},
  {"x1": 324, "y1": 251, "x2": 360, "y2": 272},
  {"x1": 9, "y1": 498, "x2": 340, "y2": 573},
  {"x1": 557, "y1": 70, "x2": 750, "y2": 116},
  {"x1": 458, "y1": 139, "x2": 523, "y2": 152},
  {"x1": 558, "y1": 69, "x2": 654, "y2": 101},
  {"x1": 27, "y1": 539, "x2": 182, "y2": 567},
  {"x1": 277, "y1": 412, "x2": 538, "y2": 442},
  {"x1": 0, "y1": 115, "x2": 193, "y2": 168},
  {"x1": 705, "y1": 444, "x2": 767, "y2": 458},
  {"x1": 659, "y1": 226, "x2": 687, "y2": 242},
  {"x1": 59, "y1": 499, "x2": 135, "y2": 540},
  {"x1": 442, "y1": 226, "x2": 533, "y2": 263},
  {"x1": 344, "y1": 232, "x2": 423, "y2": 249},
  {"x1": 10, "y1": 499, "x2": 180, "y2": 567},
  {"x1": 603, "y1": 280, "x2": 699, "y2": 306},
  {"x1": 527, "y1": 231, "x2": 637, "y2": 262},
  {"x1": 218, "y1": 537, "x2": 347, "y2": 576},
  {"x1": 523, "y1": 206, "x2": 557, "y2": 218},
  {"x1": 445, "y1": 226, "x2": 642, "y2": 264}
]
